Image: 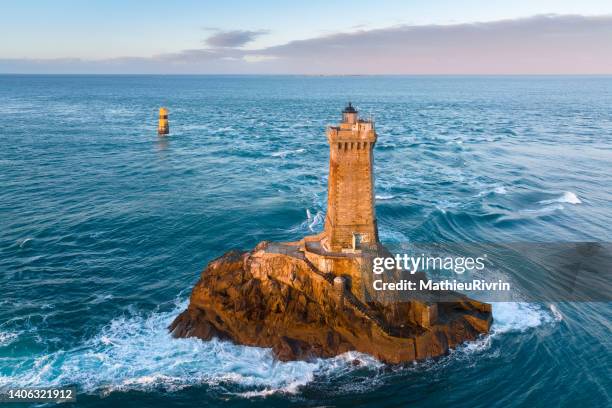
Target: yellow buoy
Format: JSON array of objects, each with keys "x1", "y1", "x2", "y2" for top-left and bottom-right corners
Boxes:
[{"x1": 158, "y1": 107, "x2": 169, "y2": 135}]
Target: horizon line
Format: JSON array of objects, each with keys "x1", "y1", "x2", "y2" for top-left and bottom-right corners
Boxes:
[{"x1": 2, "y1": 73, "x2": 612, "y2": 76}]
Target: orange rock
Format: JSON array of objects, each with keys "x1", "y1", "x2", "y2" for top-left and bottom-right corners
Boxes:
[{"x1": 169, "y1": 245, "x2": 492, "y2": 363}]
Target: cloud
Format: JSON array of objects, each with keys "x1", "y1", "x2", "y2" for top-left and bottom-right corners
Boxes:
[
  {"x1": 248, "y1": 14, "x2": 612, "y2": 74},
  {"x1": 204, "y1": 29, "x2": 269, "y2": 48},
  {"x1": 242, "y1": 55, "x2": 278, "y2": 63},
  {"x1": 1, "y1": 15, "x2": 611, "y2": 74}
]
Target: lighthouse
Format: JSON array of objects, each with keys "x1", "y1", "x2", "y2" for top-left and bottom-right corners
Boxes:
[
  {"x1": 297, "y1": 102, "x2": 381, "y2": 298},
  {"x1": 323, "y1": 102, "x2": 378, "y2": 252}
]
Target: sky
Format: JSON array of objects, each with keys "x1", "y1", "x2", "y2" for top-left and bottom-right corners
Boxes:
[{"x1": 1, "y1": 0, "x2": 612, "y2": 74}]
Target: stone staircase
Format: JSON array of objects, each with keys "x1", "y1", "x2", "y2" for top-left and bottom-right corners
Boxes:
[
  {"x1": 263, "y1": 242, "x2": 404, "y2": 337},
  {"x1": 299, "y1": 255, "x2": 399, "y2": 337}
]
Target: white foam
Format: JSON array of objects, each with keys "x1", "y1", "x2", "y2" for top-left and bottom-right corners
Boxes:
[
  {"x1": 238, "y1": 351, "x2": 383, "y2": 398},
  {"x1": 520, "y1": 204, "x2": 564, "y2": 215},
  {"x1": 0, "y1": 331, "x2": 18, "y2": 347},
  {"x1": 308, "y1": 211, "x2": 324, "y2": 231},
  {"x1": 539, "y1": 191, "x2": 581, "y2": 205},
  {"x1": 1, "y1": 299, "x2": 561, "y2": 397},
  {"x1": 450, "y1": 302, "x2": 558, "y2": 357},
  {"x1": 91, "y1": 294, "x2": 114, "y2": 304},
  {"x1": 434, "y1": 199, "x2": 460, "y2": 213},
  {"x1": 290, "y1": 209, "x2": 324, "y2": 233},
  {"x1": 375, "y1": 194, "x2": 396, "y2": 200},
  {"x1": 18, "y1": 238, "x2": 33, "y2": 248},
  {"x1": 457, "y1": 335, "x2": 493, "y2": 354},
  {"x1": 548, "y1": 304, "x2": 563, "y2": 322},
  {"x1": 475, "y1": 185, "x2": 507, "y2": 197},
  {"x1": 0, "y1": 301, "x2": 371, "y2": 397},
  {"x1": 491, "y1": 302, "x2": 555, "y2": 334},
  {"x1": 271, "y1": 148, "x2": 305, "y2": 158}
]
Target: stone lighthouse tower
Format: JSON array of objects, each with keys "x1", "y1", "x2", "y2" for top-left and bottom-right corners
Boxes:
[{"x1": 323, "y1": 102, "x2": 378, "y2": 252}]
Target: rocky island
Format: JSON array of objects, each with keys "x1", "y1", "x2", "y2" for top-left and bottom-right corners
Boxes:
[{"x1": 170, "y1": 104, "x2": 492, "y2": 363}]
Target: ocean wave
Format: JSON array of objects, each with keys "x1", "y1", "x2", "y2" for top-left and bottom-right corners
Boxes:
[
  {"x1": 448, "y1": 302, "x2": 559, "y2": 357},
  {"x1": 538, "y1": 191, "x2": 582, "y2": 205},
  {"x1": 214, "y1": 126, "x2": 235, "y2": 133},
  {"x1": 271, "y1": 148, "x2": 305, "y2": 158},
  {"x1": 378, "y1": 228, "x2": 409, "y2": 243},
  {"x1": 288, "y1": 209, "x2": 325, "y2": 234},
  {"x1": 17, "y1": 237, "x2": 33, "y2": 248},
  {"x1": 0, "y1": 301, "x2": 370, "y2": 397},
  {"x1": 0, "y1": 298, "x2": 561, "y2": 398},
  {"x1": 475, "y1": 186, "x2": 508, "y2": 197},
  {"x1": 0, "y1": 331, "x2": 19, "y2": 347},
  {"x1": 434, "y1": 200, "x2": 462, "y2": 214},
  {"x1": 519, "y1": 204, "x2": 564, "y2": 215},
  {"x1": 306, "y1": 210, "x2": 324, "y2": 231},
  {"x1": 548, "y1": 304, "x2": 563, "y2": 321},
  {"x1": 491, "y1": 302, "x2": 556, "y2": 334},
  {"x1": 376, "y1": 194, "x2": 396, "y2": 200},
  {"x1": 236, "y1": 352, "x2": 383, "y2": 398}
]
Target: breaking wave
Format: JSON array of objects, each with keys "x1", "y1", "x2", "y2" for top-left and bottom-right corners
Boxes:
[
  {"x1": 538, "y1": 191, "x2": 582, "y2": 205},
  {"x1": 519, "y1": 204, "x2": 565, "y2": 215},
  {"x1": 449, "y1": 302, "x2": 560, "y2": 356},
  {"x1": 17, "y1": 237, "x2": 33, "y2": 248},
  {"x1": 0, "y1": 299, "x2": 557, "y2": 398},
  {"x1": 0, "y1": 332, "x2": 19, "y2": 347},
  {"x1": 306, "y1": 209, "x2": 325, "y2": 231},
  {"x1": 271, "y1": 148, "x2": 305, "y2": 158},
  {"x1": 0, "y1": 301, "x2": 378, "y2": 397},
  {"x1": 491, "y1": 302, "x2": 558, "y2": 334},
  {"x1": 475, "y1": 186, "x2": 508, "y2": 197},
  {"x1": 376, "y1": 194, "x2": 396, "y2": 200}
]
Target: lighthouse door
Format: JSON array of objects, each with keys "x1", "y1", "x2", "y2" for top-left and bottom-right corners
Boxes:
[{"x1": 352, "y1": 233, "x2": 363, "y2": 250}]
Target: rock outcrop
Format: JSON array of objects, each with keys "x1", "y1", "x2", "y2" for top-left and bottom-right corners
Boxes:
[{"x1": 170, "y1": 241, "x2": 492, "y2": 363}]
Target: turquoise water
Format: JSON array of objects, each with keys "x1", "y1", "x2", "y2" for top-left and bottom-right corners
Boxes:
[{"x1": 0, "y1": 75, "x2": 610, "y2": 407}]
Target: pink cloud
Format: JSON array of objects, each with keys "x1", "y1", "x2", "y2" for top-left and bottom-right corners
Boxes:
[{"x1": 1, "y1": 15, "x2": 611, "y2": 74}]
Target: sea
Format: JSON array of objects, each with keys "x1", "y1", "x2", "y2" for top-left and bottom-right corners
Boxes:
[{"x1": 0, "y1": 75, "x2": 610, "y2": 407}]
